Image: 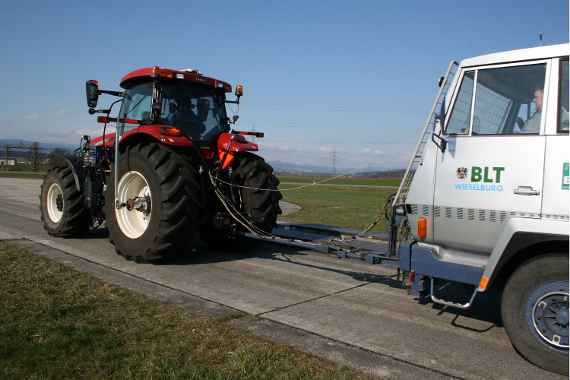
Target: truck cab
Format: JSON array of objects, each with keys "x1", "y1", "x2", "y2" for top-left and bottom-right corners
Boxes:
[{"x1": 397, "y1": 43, "x2": 569, "y2": 374}]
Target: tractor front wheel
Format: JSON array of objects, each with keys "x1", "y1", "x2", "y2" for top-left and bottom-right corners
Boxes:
[
  {"x1": 231, "y1": 153, "x2": 282, "y2": 233},
  {"x1": 106, "y1": 142, "x2": 200, "y2": 262}
]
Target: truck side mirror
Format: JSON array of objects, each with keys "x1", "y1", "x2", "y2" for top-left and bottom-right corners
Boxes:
[
  {"x1": 432, "y1": 118, "x2": 447, "y2": 153},
  {"x1": 86, "y1": 80, "x2": 100, "y2": 109}
]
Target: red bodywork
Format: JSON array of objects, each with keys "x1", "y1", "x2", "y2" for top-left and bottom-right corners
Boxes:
[
  {"x1": 91, "y1": 128, "x2": 258, "y2": 168},
  {"x1": 217, "y1": 133, "x2": 258, "y2": 169},
  {"x1": 120, "y1": 66, "x2": 232, "y2": 92},
  {"x1": 91, "y1": 66, "x2": 258, "y2": 168}
]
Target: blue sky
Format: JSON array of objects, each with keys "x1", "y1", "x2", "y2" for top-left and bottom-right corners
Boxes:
[{"x1": 0, "y1": 0, "x2": 567, "y2": 170}]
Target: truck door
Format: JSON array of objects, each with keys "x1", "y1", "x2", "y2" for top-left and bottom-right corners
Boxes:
[
  {"x1": 433, "y1": 60, "x2": 550, "y2": 253},
  {"x1": 542, "y1": 57, "x2": 570, "y2": 220}
]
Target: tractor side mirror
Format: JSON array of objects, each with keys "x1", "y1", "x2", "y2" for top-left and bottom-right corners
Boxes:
[
  {"x1": 235, "y1": 84, "x2": 243, "y2": 97},
  {"x1": 86, "y1": 80, "x2": 100, "y2": 108}
]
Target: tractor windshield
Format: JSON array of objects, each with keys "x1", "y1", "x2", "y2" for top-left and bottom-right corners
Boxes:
[{"x1": 159, "y1": 81, "x2": 228, "y2": 142}]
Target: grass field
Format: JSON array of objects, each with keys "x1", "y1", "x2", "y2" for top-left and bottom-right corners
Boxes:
[
  {"x1": 0, "y1": 171, "x2": 44, "y2": 179},
  {"x1": 278, "y1": 175, "x2": 401, "y2": 187},
  {"x1": 277, "y1": 175, "x2": 398, "y2": 232},
  {"x1": 0, "y1": 242, "x2": 371, "y2": 380}
]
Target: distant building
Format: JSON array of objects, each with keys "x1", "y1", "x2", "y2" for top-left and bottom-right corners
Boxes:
[{"x1": 0, "y1": 159, "x2": 16, "y2": 166}]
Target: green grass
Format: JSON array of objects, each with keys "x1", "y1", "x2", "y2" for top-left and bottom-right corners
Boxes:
[
  {"x1": 0, "y1": 243, "x2": 373, "y2": 380},
  {"x1": 279, "y1": 183, "x2": 394, "y2": 232},
  {"x1": 278, "y1": 175, "x2": 401, "y2": 187},
  {"x1": 0, "y1": 171, "x2": 45, "y2": 179}
]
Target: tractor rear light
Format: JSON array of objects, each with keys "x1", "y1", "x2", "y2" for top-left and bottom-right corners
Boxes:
[
  {"x1": 417, "y1": 217, "x2": 427, "y2": 240},
  {"x1": 97, "y1": 116, "x2": 110, "y2": 124},
  {"x1": 161, "y1": 127, "x2": 183, "y2": 137}
]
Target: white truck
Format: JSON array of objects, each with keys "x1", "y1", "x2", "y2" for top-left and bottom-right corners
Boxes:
[{"x1": 393, "y1": 43, "x2": 569, "y2": 374}]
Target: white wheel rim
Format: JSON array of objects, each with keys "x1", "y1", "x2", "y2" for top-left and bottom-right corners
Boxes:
[
  {"x1": 46, "y1": 183, "x2": 64, "y2": 223},
  {"x1": 116, "y1": 171, "x2": 152, "y2": 239}
]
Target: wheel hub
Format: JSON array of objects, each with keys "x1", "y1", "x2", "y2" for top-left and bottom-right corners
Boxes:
[
  {"x1": 115, "y1": 171, "x2": 152, "y2": 239},
  {"x1": 533, "y1": 292, "x2": 569, "y2": 348},
  {"x1": 46, "y1": 182, "x2": 64, "y2": 223}
]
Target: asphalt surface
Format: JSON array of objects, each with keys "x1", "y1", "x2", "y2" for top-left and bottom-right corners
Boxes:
[{"x1": 0, "y1": 177, "x2": 564, "y2": 380}]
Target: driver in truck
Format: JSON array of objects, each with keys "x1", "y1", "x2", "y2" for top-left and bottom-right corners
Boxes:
[{"x1": 514, "y1": 87, "x2": 543, "y2": 134}]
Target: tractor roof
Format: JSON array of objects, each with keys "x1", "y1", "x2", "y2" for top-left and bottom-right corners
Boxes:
[{"x1": 120, "y1": 66, "x2": 232, "y2": 92}]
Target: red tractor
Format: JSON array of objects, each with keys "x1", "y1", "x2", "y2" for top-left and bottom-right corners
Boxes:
[{"x1": 39, "y1": 67, "x2": 282, "y2": 262}]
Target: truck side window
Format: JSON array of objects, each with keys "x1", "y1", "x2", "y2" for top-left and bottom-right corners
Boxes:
[
  {"x1": 445, "y1": 71, "x2": 474, "y2": 135},
  {"x1": 472, "y1": 63, "x2": 546, "y2": 135},
  {"x1": 558, "y1": 59, "x2": 569, "y2": 133}
]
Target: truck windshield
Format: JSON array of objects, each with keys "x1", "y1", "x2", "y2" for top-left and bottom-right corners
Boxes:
[{"x1": 160, "y1": 81, "x2": 228, "y2": 142}]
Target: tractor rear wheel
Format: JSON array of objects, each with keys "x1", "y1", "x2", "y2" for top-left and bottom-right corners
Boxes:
[
  {"x1": 106, "y1": 142, "x2": 200, "y2": 263},
  {"x1": 40, "y1": 167, "x2": 90, "y2": 236},
  {"x1": 231, "y1": 153, "x2": 282, "y2": 233}
]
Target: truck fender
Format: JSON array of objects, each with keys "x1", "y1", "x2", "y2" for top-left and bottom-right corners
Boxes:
[{"x1": 479, "y1": 217, "x2": 568, "y2": 291}]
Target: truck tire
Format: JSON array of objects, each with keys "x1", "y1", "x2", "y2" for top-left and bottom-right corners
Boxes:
[
  {"x1": 106, "y1": 142, "x2": 200, "y2": 263},
  {"x1": 40, "y1": 167, "x2": 90, "y2": 236},
  {"x1": 501, "y1": 254, "x2": 569, "y2": 375},
  {"x1": 232, "y1": 153, "x2": 282, "y2": 233}
]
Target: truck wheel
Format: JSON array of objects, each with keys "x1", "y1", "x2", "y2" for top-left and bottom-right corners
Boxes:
[
  {"x1": 232, "y1": 153, "x2": 282, "y2": 233},
  {"x1": 106, "y1": 142, "x2": 200, "y2": 263},
  {"x1": 501, "y1": 254, "x2": 569, "y2": 375},
  {"x1": 40, "y1": 167, "x2": 90, "y2": 236}
]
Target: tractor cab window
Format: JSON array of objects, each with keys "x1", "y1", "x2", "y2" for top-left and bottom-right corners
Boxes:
[
  {"x1": 118, "y1": 82, "x2": 153, "y2": 133},
  {"x1": 160, "y1": 81, "x2": 228, "y2": 142},
  {"x1": 472, "y1": 63, "x2": 546, "y2": 135}
]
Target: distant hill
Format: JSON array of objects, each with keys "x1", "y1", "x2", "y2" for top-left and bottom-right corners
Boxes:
[
  {"x1": 354, "y1": 169, "x2": 405, "y2": 178},
  {"x1": 270, "y1": 161, "x2": 339, "y2": 175},
  {"x1": 270, "y1": 160, "x2": 405, "y2": 177},
  {"x1": 0, "y1": 139, "x2": 76, "y2": 151}
]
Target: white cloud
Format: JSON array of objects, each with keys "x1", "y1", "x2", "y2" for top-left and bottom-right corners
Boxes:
[{"x1": 24, "y1": 113, "x2": 39, "y2": 120}]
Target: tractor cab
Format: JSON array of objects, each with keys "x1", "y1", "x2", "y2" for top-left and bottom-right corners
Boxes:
[
  {"x1": 86, "y1": 67, "x2": 243, "y2": 147},
  {"x1": 118, "y1": 67, "x2": 235, "y2": 144}
]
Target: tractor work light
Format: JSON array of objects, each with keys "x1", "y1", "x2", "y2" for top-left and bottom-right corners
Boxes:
[{"x1": 160, "y1": 127, "x2": 184, "y2": 137}]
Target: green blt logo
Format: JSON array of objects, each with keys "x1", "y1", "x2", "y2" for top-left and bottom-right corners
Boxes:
[
  {"x1": 470, "y1": 166, "x2": 505, "y2": 183},
  {"x1": 562, "y1": 162, "x2": 569, "y2": 190}
]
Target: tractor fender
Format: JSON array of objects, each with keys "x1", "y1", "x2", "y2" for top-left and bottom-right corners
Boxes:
[
  {"x1": 47, "y1": 153, "x2": 82, "y2": 192},
  {"x1": 217, "y1": 132, "x2": 259, "y2": 169},
  {"x1": 118, "y1": 126, "x2": 193, "y2": 151}
]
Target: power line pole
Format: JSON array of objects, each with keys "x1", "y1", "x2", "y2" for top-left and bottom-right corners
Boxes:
[{"x1": 331, "y1": 148, "x2": 337, "y2": 174}]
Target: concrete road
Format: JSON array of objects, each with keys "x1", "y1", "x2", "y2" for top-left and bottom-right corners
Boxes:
[{"x1": 0, "y1": 177, "x2": 564, "y2": 380}]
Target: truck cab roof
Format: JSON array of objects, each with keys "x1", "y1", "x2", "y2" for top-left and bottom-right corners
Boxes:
[{"x1": 460, "y1": 43, "x2": 569, "y2": 68}]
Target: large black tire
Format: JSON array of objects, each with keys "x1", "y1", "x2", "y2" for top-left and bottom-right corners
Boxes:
[
  {"x1": 231, "y1": 153, "x2": 282, "y2": 233},
  {"x1": 106, "y1": 142, "x2": 201, "y2": 263},
  {"x1": 501, "y1": 253, "x2": 569, "y2": 375},
  {"x1": 40, "y1": 166, "x2": 90, "y2": 236}
]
